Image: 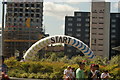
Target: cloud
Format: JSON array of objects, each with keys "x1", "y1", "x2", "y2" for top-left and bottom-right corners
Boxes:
[
  {"x1": 60, "y1": 24, "x2": 65, "y2": 30},
  {"x1": 44, "y1": 0, "x2": 92, "y2": 2},
  {"x1": 44, "y1": 2, "x2": 79, "y2": 20},
  {"x1": 67, "y1": 0, "x2": 91, "y2": 2}
]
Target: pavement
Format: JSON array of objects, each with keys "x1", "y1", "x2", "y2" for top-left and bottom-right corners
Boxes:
[{"x1": 10, "y1": 77, "x2": 44, "y2": 80}]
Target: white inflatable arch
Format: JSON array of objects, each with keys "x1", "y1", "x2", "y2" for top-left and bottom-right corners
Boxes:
[{"x1": 23, "y1": 35, "x2": 95, "y2": 60}]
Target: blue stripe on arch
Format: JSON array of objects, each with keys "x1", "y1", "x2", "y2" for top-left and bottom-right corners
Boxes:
[
  {"x1": 88, "y1": 51, "x2": 92, "y2": 56},
  {"x1": 75, "y1": 41, "x2": 80, "y2": 47},
  {"x1": 89, "y1": 55, "x2": 95, "y2": 59},
  {"x1": 84, "y1": 48, "x2": 89, "y2": 53},
  {"x1": 72, "y1": 39, "x2": 76, "y2": 45},
  {"x1": 78, "y1": 43, "x2": 83, "y2": 48},
  {"x1": 81, "y1": 45, "x2": 86, "y2": 50}
]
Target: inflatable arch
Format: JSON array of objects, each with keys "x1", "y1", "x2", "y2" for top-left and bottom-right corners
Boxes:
[{"x1": 23, "y1": 35, "x2": 95, "y2": 60}]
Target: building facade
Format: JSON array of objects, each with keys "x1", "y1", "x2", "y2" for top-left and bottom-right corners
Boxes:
[
  {"x1": 4, "y1": 1, "x2": 43, "y2": 58},
  {"x1": 65, "y1": 12, "x2": 90, "y2": 58},
  {"x1": 90, "y1": 2, "x2": 110, "y2": 58},
  {"x1": 110, "y1": 13, "x2": 120, "y2": 57},
  {"x1": 65, "y1": 2, "x2": 120, "y2": 58}
]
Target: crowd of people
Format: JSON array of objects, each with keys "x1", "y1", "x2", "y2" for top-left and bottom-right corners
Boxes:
[{"x1": 63, "y1": 62, "x2": 111, "y2": 80}]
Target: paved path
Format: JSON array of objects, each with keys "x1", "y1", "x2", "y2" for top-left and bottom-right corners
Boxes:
[{"x1": 10, "y1": 77, "x2": 44, "y2": 80}]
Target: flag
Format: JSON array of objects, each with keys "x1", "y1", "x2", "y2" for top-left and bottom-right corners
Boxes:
[{"x1": 26, "y1": 18, "x2": 31, "y2": 28}]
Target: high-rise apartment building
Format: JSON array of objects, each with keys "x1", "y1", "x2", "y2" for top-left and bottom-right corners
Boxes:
[
  {"x1": 4, "y1": 1, "x2": 44, "y2": 58},
  {"x1": 65, "y1": 12, "x2": 90, "y2": 57},
  {"x1": 110, "y1": 13, "x2": 120, "y2": 57},
  {"x1": 90, "y1": 2, "x2": 110, "y2": 58}
]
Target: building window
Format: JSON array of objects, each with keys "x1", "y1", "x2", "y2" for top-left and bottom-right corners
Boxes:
[
  {"x1": 99, "y1": 28, "x2": 103, "y2": 29},
  {"x1": 99, "y1": 39, "x2": 103, "y2": 40},
  {"x1": 36, "y1": 9, "x2": 40, "y2": 12},
  {"x1": 92, "y1": 28, "x2": 97, "y2": 29},
  {"x1": 20, "y1": 4, "x2": 23, "y2": 7},
  {"x1": 77, "y1": 23, "x2": 81, "y2": 26},
  {"x1": 36, "y1": 14, "x2": 40, "y2": 17},
  {"x1": 68, "y1": 28, "x2": 72, "y2": 31},
  {"x1": 85, "y1": 24, "x2": 89, "y2": 27},
  {"x1": 76, "y1": 34, "x2": 81, "y2": 37},
  {"x1": 92, "y1": 44, "x2": 96, "y2": 46},
  {"x1": 68, "y1": 23, "x2": 72, "y2": 26},
  {"x1": 25, "y1": 13, "x2": 29, "y2": 17},
  {"x1": 99, "y1": 33, "x2": 103, "y2": 35},
  {"x1": 92, "y1": 33, "x2": 97, "y2": 35},
  {"x1": 68, "y1": 18, "x2": 73, "y2": 21},
  {"x1": 111, "y1": 35, "x2": 116, "y2": 38},
  {"x1": 25, "y1": 4, "x2": 29, "y2": 7},
  {"x1": 92, "y1": 22, "x2": 97, "y2": 24},
  {"x1": 36, "y1": 4, "x2": 40, "y2": 7},
  {"x1": 99, "y1": 17, "x2": 104, "y2": 19},
  {"x1": 112, "y1": 29, "x2": 116, "y2": 33},
  {"x1": 111, "y1": 45, "x2": 115, "y2": 48},
  {"x1": 99, "y1": 23, "x2": 104, "y2": 24},
  {"x1": 85, "y1": 34, "x2": 89, "y2": 37},
  {"x1": 111, "y1": 40, "x2": 115, "y2": 43},
  {"x1": 98, "y1": 50, "x2": 103, "y2": 51},
  {"x1": 98, "y1": 44, "x2": 103, "y2": 46},
  {"x1": 31, "y1": 4, "x2": 34, "y2": 7},
  {"x1": 112, "y1": 24, "x2": 116, "y2": 28},
  {"x1": 20, "y1": 13, "x2": 23, "y2": 17},
  {"x1": 112, "y1": 19, "x2": 116, "y2": 22},
  {"x1": 31, "y1": 14, "x2": 34, "y2": 17},
  {"x1": 76, "y1": 28, "x2": 81, "y2": 32},
  {"x1": 85, "y1": 29, "x2": 89, "y2": 32},
  {"x1": 77, "y1": 18, "x2": 81, "y2": 21},
  {"x1": 86, "y1": 18, "x2": 89, "y2": 22},
  {"x1": 116, "y1": 14, "x2": 119, "y2": 17},
  {"x1": 92, "y1": 17, "x2": 97, "y2": 19},
  {"x1": 76, "y1": 13, "x2": 81, "y2": 16},
  {"x1": 67, "y1": 33, "x2": 72, "y2": 36},
  {"x1": 85, "y1": 39, "x2": 89, "y2": 42}
]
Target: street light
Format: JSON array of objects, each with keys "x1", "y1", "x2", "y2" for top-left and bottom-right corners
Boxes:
[{"x1": 2, "y1": 0, "x2": 6, "y2": 57}]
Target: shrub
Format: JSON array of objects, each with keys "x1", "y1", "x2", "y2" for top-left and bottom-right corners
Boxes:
[{"x1": 4, "y1": 54, "x2": 120, "y2": 79}]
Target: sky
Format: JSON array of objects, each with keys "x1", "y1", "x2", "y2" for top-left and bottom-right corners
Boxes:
[{"x1": 0, "y1": 0, "x2": 120, "y2": 36}]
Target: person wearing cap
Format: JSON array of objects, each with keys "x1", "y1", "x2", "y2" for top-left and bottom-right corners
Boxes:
[
  {"x1": 88, "y1": 64, "x2": 101, "y2": 80},
  {"x1": 63, "y1": 66, "x2": 72, "y2": 80},
  {"x1": 76, "y1": 62, "x2": 85, "y2": 80}
]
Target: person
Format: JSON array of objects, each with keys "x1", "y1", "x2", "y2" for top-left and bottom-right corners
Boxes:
[
  {"x1": 101, "y1": 70, "x2": 111, "y2": 80},
  {"x1": 95, "y1": 64, "x2": 101, "y2": 79},
  {"x1": 0, "y1": 56, "x2": 10, "y2": 80},
  {"x1": 71, "y1": 68, "x2": 75, "y2": 80},
  {"x1": 20, "y1": 57, "x2": 25, "y2": 62},
  {"x1": 63, "y1": 66, "x2": 72, "y2": 80},
  {"x1": 76, "y1": 62, "x2": 85, "y2": 80},
  {"x1": 88, "y1": 64, "x2": 101, "y2": 80}
]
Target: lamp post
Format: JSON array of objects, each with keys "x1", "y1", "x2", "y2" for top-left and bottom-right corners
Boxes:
[{"x1": 2, "y1": 0, "x2": 5, "y2": 57}]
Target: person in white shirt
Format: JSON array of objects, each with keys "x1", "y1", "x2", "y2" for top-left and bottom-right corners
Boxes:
[
  {"x1": 101, "y1": 70, "x2": 111, "y2": 80},
  {"x1": 71, "y1": 68, "x2": 75, "y2": 80},
  {"x1": 63, "y1": 66, "x2": 72, "y2": 80}
]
